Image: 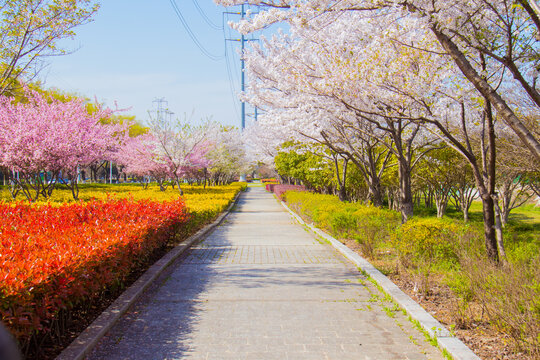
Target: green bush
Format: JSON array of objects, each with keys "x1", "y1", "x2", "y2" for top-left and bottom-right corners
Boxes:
[
  {"x1": 285, "y1": 190, "x2": 399, "y2": 258},
  {"x1": 393, "y1": 218, "x2": 467, "y2": 268},
  {"x1": 329, "y1": 210, "x2": 357, "y2": 237},
  {"x1": 392, "y1": 218, "x2": 473, "y2": 295},
  {"x1": 351, "y1": 206, "x2": 400, "y2": 258}
]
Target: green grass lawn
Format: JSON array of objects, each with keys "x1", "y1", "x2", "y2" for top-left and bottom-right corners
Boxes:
[{"x1": 415, "y1": 199, "x2": 540, "y2": 225}]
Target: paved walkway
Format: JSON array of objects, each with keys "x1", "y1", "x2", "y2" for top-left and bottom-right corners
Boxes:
[{"x1": 88, "y1": 187, "x2": 445, "y2": 360}]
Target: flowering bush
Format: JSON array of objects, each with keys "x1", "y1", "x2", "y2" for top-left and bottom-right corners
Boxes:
[
  {"x1": 0, "y1": 182, "x2": 246, "y2": 350},
  {"x1": 393, "y1": 218, "x2": 466, "y2": 269},
  {"x1": 265, "y1": 183, "x2": 275, "y2": 192}
]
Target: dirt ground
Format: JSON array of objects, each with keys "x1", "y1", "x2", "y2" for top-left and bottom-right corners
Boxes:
[{"x1": 341, "y1": 238, "x2": 530, "y2": 360}]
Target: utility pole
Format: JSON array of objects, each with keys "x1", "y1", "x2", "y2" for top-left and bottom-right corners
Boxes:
[
  {"x1": 225, "y1": 4, "x2": 259, "y2": 130},
  {"x1": 240, "y1": 4, "x2": 246, "y2": 130}
]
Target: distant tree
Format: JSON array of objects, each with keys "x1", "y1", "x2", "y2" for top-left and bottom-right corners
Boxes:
[
  {"x1": 449, "y1": 158, "x2": 477, "y2": 222},
  {"x1": 114, "y1": 133, "x2": 170, "y2": 189},
  {"x1": 207, "y1": 126, "x2": 250, "y2": 185},
  {"x1": 274, "y1": 141, "x2": 334, "y2": 191},
  {"x1": 414, "y1": 148, "x2": 452, "y2": 218},
  {"x1": 148, "y1": 115, "x2": 211, "y2": 195}
]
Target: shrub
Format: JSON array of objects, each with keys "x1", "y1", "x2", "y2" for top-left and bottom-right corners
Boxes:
[
  {"x1": 393, "y1": 218, "x2": 472, "y2": 295},
  {"x1": 329, "y1": 210, "x2": 357, "y2": 236},
  {"x1": 271, "y1": 185, "x2": 306, "y2": 201},
  {"x1": 0, "y1": 198, "x2": 189, "y2": 350},
  {"x1": 458, "y1": 249, "x2": 540, "y2": 356},
  {"x1": 284, "y1": 191, "x2": 399, "y2": 258},
  {"x1": 0, "y1": 182, "x2": 245, "y2": 354},
  {"x1": 284, "y1": 189, "x2": 540, "y2": 355},
  {"x1": 265, "y1": 183, "x2": 276, "y2": 192},
  {"x1": 351, "y1": 206, "x2": 400, "y2": 259}
]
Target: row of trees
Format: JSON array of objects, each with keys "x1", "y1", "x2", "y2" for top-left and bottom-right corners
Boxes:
[
  {"x1": 215, "y1": 0, "x2": 540, "y2": 262},
  {"x1": 275, "y1": 142, "x2": 537, "y2": 226},
  {"x1": 0, "y1": 87, "x2": 250, "y2": 201},
  {"x1": 115, "y1": 114, "x2": 250, "y2": 195},
  {"x1": 0, "y1": 87, "x2": 123, "y2": 200}
]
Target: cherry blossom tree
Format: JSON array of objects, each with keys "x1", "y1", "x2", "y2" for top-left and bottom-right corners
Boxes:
[
  {"x1": 207, "y1": 126, "x2": 251, "y2": 185},
  {"x1": 217, "y1": 0, "x2": 540, "y2": 161},
  {"x1": 148, "y1": 114, "x2": 213, "y2": 195},
  {"x1": 0, "y1": 88, "x2": 125, "y2": 201},
  {"x1": 237, "y1": 10, "x2": 440, "y2": 221},
  {"x1": 218, "y1": 3, "x2": 526, "y2": 261},
  {"x1": 113, "y1": 133, "x2": 170, "y2": 189}
]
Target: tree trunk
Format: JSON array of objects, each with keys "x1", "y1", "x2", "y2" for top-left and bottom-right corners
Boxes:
[
  {"x1": 492, "y1": 196, "x2": 507, "y2": 263},
  {"x1": 158, "y1": 179, "x2": 168, "y2": 191},
  {"x1": 480, "y1": 194, "x2": 500, "y2": 262},
  {"x1": 70, "y1": 182, "x2": 79, "y2": 201},
  {"x1": 349, "y1": 157, "x2": 383, "y2": 206},
  {"x1": 175, "y1": 178, "x2": 184, "y2": 196},
  {"x1": 399, "y1": 160, "x2": 414, "y2": 222},
  {"x1": 334, "y1": 156, "x2": 349, "y2": 202},
  {"x1": 463, "y1": 207, "x2": 469, "y2": 222},
  {"x1": 435, "y1": 196, "x2": 448, "y2": 218},
  {"x1": 203, "y1": 168, "x2": 207, "y2": 189},
  {"x1": 369, "y1": 181, "x2": 383, "y2": 207}
]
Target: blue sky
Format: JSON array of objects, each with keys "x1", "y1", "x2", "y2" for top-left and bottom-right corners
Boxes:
[{"x1": 41, "y1": 0, "x2": 258, "y2": 128}]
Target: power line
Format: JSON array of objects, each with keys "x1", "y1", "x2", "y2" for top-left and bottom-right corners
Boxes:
[
  {"x1": 224, "y1": 13, "x2": 241, "y2": 85},
  {"x1": 191, "y1": 0, "x2": 223, "y2": 30},
  {"x1": 169, "y1": 0, "x2": 225, "y2": 61},
  {"x1": 223, "y1": 13, "x2": 240, "y2": 120},
  {"x1": 225, "y1": 37, "x2": 241, "y2": 120}
]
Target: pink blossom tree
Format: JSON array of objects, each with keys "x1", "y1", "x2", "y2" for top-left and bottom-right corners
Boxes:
[
  {"x1": 181, "y1": 141, "x2": 213, "y2": 186},
  {"x1": 0, "y1": 88, "x2": 125, "y2": 201},
  {"x1": 148, "y1": 114, "x2": 213, "y2": 195},
  {"x1": 113, "y1": 133, "x2": 170, "y2": 190}
]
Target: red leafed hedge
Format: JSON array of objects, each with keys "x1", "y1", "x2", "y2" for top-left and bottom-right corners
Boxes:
[
  {"x1": 265, "y1": 183, "x2": 277, "y2": 192},
  {"x1": 267, "y1": 184, "x2": 306, "y2": 200},
  {"x1": 0, "y1": 198, "x2": 189, "y2": 344}
]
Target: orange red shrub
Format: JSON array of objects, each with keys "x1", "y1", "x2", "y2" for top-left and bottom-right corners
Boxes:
[{"x1": 0, "y1": 198, "x2": 189, "y2": 343}]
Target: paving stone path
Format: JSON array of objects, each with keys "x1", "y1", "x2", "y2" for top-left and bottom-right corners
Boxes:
[{"x1": 87, "y1": 186, "x2": 445, "y2": 360}]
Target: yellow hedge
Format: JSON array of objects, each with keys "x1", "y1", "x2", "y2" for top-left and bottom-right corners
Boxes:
[{"x1": 0, "y1": 182, "x2": 247, "y2": 221}]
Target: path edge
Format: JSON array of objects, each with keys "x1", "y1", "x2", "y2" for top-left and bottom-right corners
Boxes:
[
  {"x1": 56, "y1": 190, "x2": 244, "y2": 360},
  {"x1": 279, "y1": 199, "x2": 481, "y2": 360}
]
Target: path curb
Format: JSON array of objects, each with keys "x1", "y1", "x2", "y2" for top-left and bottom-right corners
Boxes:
[
  {"x1": 56, "y1": 190, "x2": 244, "y2": 360},
  {"x1": 280, "y1": 200, "x2": 481, "y2": 360}
]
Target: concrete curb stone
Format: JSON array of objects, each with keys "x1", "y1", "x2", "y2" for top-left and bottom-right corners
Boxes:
[
  {"x1": 55, "y1": 190, "x2": 244, "y2": 360},
  {"x1": 279, "y1": 200, "x2": 481, "y2": 360}
]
